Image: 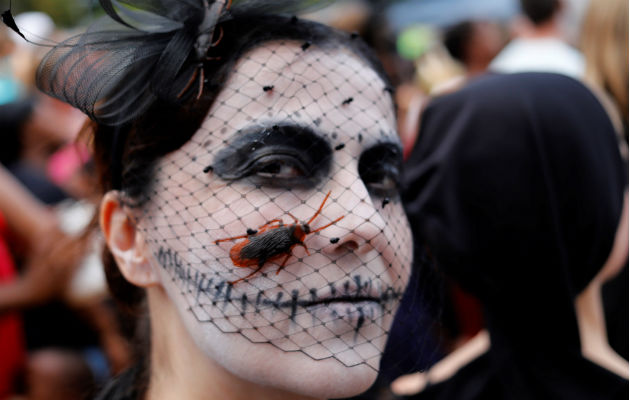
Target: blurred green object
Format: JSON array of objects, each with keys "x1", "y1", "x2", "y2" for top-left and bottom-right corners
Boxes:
[{"x1": 397, "y1": 25, "x2": 435, "y2": 60}]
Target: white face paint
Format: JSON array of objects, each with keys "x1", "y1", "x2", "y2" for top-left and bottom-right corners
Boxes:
[{"x1": 137, "y1": 41, "x2": 412, "y2": 398}]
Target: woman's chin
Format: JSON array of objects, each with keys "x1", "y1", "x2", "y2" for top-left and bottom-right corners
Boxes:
[
  {"x1": 227, "y1": 348, "x2": 379, "y2": 399},
  {"x1": 195, "y1": 325, "x2": 381, "y2": 399}
]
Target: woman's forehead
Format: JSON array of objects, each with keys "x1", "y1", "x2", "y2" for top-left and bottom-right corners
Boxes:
[{"x1": 197, "y1": 40, "x2": 397, "y2": 143}]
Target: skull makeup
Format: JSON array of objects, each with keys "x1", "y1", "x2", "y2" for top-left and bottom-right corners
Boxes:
[{"x1": 130, "y1": 40, "x2": 412, "y2": 397}]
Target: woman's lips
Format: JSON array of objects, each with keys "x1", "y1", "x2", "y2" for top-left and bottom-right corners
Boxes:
[
  {"x1": 295, "y1": 280, "x2": 404, "y2": 327},
  {"x1": 174, "y1": 266, "x2": 404, "y2": 324},
  {"x1": 250, "y1": 281, "x2": 390, "y2": 321},
  {"x1": 300, "y1": 295, "x2": 383, "y2": 323},
  {"x1": 302, "y1": 299, "x2": 381, "y2": 329},
  {"x1": 300, "y1": 295, "x2": 381, "y2": 308},
  {"x1": 303, "y1": 275, "x2": 394, "y2": 301},
  {"x1": 299, "y1": 277, "x2": 404, "y2": 308}
]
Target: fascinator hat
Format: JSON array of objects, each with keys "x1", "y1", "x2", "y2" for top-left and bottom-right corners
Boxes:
[{"x1": 3, "y1": 0, "x2": 332, "y2": 126}]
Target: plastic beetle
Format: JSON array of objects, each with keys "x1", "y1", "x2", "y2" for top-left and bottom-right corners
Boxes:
[{"x1": 215, "y1": 191, "x2": 343, "y2": 284}]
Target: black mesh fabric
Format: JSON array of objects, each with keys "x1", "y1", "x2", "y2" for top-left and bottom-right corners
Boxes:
[{"x1": 132, "y1": 39, "x2": 413, "y2": 370}]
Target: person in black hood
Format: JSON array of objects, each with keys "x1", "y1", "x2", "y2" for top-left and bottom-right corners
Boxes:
[{"x1": 402, "y1": 72, "x2": 628, "y2": 399}]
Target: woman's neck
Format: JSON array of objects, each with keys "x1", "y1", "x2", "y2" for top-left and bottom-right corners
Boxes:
[
  {"x1": 575, "y1": 280, "x2": 629, "y2": 379},
  {"x1": 144, "y1": 286, "x2": 320, "y2": 400}
]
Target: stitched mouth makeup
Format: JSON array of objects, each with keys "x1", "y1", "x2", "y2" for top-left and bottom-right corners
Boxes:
[{"x1": 156, "y1": 244, "x2": 402, "y2": 326}]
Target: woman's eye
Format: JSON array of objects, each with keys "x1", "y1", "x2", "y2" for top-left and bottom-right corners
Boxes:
[
  {"x1": 367, "y1": 174, "x2": 398, "y2": 192},
  {"x1": 211, "y1": 125, "x2": 332, "y2": 188},
  {"x1": 358, "y1": 143, "x2": 403, "y2": 198},
  {"x1": 363, "y1": 167, "x2": 400, "y2": 197},
  {"x1": 254, "y1": 158, "x2": 305, "y2": 179}
]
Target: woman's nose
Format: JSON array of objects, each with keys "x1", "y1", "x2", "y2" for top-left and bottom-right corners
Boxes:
[{"x1": 319, "y1": 181, "x2": 388, "y2": 256}]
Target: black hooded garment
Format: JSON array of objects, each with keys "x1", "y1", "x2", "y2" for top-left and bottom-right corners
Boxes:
[{"x1": 402, "y1": 73, "x2": 628, "y2": 400}]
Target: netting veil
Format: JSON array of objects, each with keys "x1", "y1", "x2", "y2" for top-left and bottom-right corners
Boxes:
[
  {"x1": 32, "y1": 0, "x2": 417, "y2": 374},
  {"x1": 139, "y1": 38, "x2": 413, "y2": 369}
]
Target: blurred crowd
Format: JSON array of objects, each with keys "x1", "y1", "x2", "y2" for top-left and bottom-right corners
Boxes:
[
  {"x1": 0, "y1": 0, "x2": 627, "y2": 399},
  {"x1": 0, "y1": 10, "x2": 132, "y2": 400}
]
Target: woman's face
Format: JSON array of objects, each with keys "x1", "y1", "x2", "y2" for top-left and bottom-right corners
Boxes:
[{"x1": 137, "y1": 40, "x2": 412, "y2": 398}]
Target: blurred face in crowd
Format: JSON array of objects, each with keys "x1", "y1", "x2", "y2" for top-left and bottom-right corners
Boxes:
[{"x1": 470, "y1": 21, "x2": 506, "y2": 66}]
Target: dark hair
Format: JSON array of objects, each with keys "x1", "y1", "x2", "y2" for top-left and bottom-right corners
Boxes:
[
  {"x1": 93, "y1": 14, "x2": 392, "y2": 320},
  {"x1": 520, "y1": 0, "x2": 560, "y2": 25},
  {"x1": 443, "y1": 21, "x2": 475, "y2": 64}
]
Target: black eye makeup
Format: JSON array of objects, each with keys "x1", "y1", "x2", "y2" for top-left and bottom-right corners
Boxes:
[
  {"x1": 358, "y1": 143, "x2": 402, "y2": 198},
  {"x1": 211, "y1": 124, "x2": 332, "y2": 189}
]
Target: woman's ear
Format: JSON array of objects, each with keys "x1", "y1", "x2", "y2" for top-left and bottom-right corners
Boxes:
[{"x1": 100, "y1": 191, "x2": 159, "y2": 288}]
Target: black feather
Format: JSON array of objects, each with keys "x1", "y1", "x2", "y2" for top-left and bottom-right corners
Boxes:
[{"x1": 1, "y1": 9, "x2": 26, "y2": 40}]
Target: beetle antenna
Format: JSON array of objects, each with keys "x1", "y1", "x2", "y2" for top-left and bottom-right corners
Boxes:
[
  {"x1": 307, "y1": 190, "x2": 332, "y2": 225},
  {"x1": 310, "y1": 215, "x2": 344, "y2": 234}
]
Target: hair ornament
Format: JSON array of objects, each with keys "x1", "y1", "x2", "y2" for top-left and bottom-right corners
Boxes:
[{"x1": 2, "y1": 0, "x2": 331, "y2": 126}]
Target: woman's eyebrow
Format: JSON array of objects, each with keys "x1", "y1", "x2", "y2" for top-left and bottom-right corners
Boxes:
[
  {"x1": 358, "y1": 141, "x2": 403, "y2": 175},
  {"x1": 362, "y1": 141, "x2": 403, "y2": 156},
  {"x1": 224, "y1": 123, "x2": 331, "y2": 151}
]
